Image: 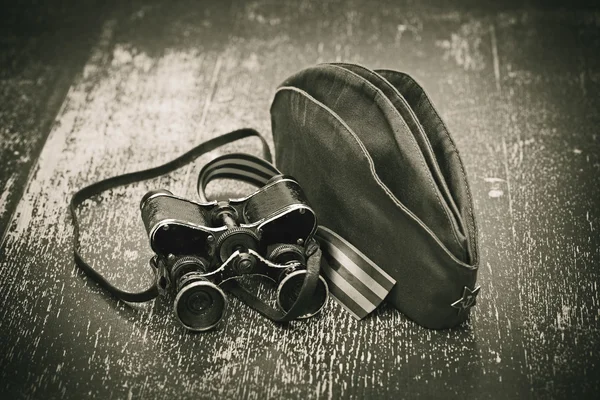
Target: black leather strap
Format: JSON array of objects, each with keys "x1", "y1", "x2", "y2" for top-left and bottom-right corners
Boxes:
[
  {"x1": 69, "y1": 128, "x2": 271, "y2": 303},
  {"x1": 221, "y1": 243, "x2": 322, "y2": 322}
]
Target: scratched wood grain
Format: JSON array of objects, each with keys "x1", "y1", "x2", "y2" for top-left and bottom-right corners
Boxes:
[
  {"x1": 0, "y1": 0, "x2": 110, "y2": 243},
  {"x1": 1, "y1": 1, "x2": 599, "y2": 399}
]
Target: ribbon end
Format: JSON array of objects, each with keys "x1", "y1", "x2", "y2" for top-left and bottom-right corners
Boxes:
[{"x1": 316, "y1": 226, "x2": 396, "y2": 320}]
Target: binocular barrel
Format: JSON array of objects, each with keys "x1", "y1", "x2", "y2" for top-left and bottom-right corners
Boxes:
[
  {"x1": 163, "y1": 255, "x2": 228, "y2": 331},
  {"x1": 268, "y1": 243, "x2": 328, "y2": 319},
  {"x1": 164, "y1": 250, "x2": 329, "y2": 330},
  {"x1": 276, "y1": 269, "x2": 329, "y2": 319}
]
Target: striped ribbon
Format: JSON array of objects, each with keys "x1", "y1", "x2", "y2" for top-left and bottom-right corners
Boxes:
[
  {"x1": 316, "y1": 226, "x2": 395, "y2": 319},
  {"x1": 197, "y1": 153, "x2": 281, "y2": 202},
  {"x1": 197, "y1": 153, "x2": 396, "y2": 319}
]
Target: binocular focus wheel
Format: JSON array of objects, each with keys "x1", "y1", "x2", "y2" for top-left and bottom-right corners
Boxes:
[
  {"x1": 276, "y1": 270, "x2": 329, "y2": 319},
  {"x1": 216, "y1": 227, "x2": 259, "y2": 262},
  {"x1": 267, "y1": 243, "x2": 305, "y2": 265},
  {"x1": 174, "y1": 280, "x2": 227, "y2": 331},
  {"x1": 171, "y1": 255, "x2": 209, "y2": 282}
]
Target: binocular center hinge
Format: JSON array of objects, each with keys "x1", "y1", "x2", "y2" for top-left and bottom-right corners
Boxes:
[
  {"x1": 211, "y1": 202, "x2": 239, "y2": 227},
  {"x1": 216, "y1": 227, "x2": 259, "y2": 262}
]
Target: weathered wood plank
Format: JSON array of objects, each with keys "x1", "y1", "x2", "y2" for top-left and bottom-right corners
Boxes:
[
  {"x1": 1, "y1": 1, "x2": 599, "y2": 399},
  {"x1": 0, "y1": 0, "x2": 110, "y2": 242}
]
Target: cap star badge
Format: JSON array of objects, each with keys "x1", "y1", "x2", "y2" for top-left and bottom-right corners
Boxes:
[{"x1": 451, "y1": 286, "x2": 481, "y2": 315}]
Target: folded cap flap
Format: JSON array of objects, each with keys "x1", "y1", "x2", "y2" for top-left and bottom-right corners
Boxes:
[
  {"x1": 376, "y1": 70, "x2": 479, "y2": 265},
  {"x1": 278, "y1": 64, "x2": 468, "y2": 262},
  {"x1": 333, "y1": 63, "x2": 470, "y2": 261}
]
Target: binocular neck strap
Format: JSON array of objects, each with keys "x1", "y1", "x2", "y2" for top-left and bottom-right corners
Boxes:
[
  {"x1": 70, "y1": 128, "x2": 272, "y2": 303},
  {"x1": 222, "y1": 244, "x2": 323, "y2": 322}
]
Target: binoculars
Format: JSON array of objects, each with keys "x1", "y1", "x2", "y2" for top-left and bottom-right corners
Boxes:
[{"x1": 140, "y1": 175, "x2": 329, "y2": 331}]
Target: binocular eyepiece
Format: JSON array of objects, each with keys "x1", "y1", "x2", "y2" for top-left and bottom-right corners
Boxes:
[
  {"x1": 176, "y1": 277, "x2": 228, "y2": 331},
  {"x1": 163, "y1": 255, "x2": 228, "y2": 331},
  {"x1": 156, "y1": 246, "x2": 329, "y2": 331},
  {"x1": 141, "y1": 176, "x2": 329, "y2": 331},
  {"x1": 268, "y1": 244, "x2": 329, "y2": 319}
]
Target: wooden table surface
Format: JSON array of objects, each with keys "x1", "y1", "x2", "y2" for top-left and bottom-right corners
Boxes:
[{"x1": 1, "y1": 1, "x2": 599, "y2": 398}]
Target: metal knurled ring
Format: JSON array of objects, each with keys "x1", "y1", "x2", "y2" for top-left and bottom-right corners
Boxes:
[{"x1": 216, "y1": 227, "x2": 259, "y2": 262}]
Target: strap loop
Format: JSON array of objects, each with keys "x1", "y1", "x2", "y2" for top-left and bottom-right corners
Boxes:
[{"x1": 70, "y1": 128, "x2": 270, "y2": 302}]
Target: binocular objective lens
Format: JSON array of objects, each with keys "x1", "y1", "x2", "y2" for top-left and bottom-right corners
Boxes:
[
  {"x1": 186, "y1": 291, "x2": 213, "y2": 313},
  {"x1": 277, "y1": 270, "x2": 329, "y2": 319},
  {"x1": 174, "y1": 280, "x2": 227, "y2": 331}
]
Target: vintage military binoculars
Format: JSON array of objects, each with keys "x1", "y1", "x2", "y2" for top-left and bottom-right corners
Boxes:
[{"x1": 140, "y1": 175, "x2": 329, "y2": 331}]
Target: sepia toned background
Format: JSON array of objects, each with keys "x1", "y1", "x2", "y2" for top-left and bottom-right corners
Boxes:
[{"x1": 1, "y1": 0, "x2": 599, "y2": 398}]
